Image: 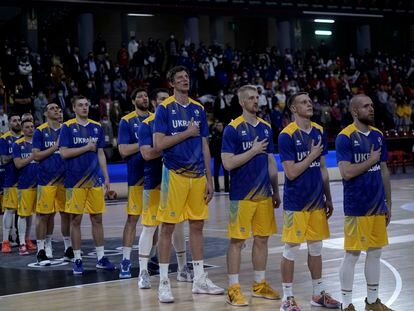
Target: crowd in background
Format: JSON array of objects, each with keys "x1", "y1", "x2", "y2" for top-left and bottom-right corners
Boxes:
[{"x1": 0, "y1": 34, "x2": 413, "y2": 161}]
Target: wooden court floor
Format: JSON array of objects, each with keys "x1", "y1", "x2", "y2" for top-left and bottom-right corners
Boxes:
[{"x1": 0, "y1": 173, "x2": 413, "y2": 311}]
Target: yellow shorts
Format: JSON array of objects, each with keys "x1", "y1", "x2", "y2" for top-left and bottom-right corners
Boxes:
[
  {"x1": 17, "y1": 188, "x2": 37, "y2": 216},
  {"x1": 3, "y1": 187, "x2": 18, "y2": 210},
  {"x1": 282, "y1": 208, "x2": 330, "y2": 243},
  {"x1": 344, "y1": 215, "x2": 388, "y2": 251},
  {"x1": 228, "y1": 198, "x2": 276, "y2": 239},
  {"x1": 157, "y1": 166, "x2": 208, "y2": 224},
  {"x1": 142, "y1": 189, "x2": 161, "y2": 226},
  {"x1": 65, "y1": 187, "x2": 106, "y2": 214},
  {"x1": 36, "y1": 185, "x2": 66, "y2": 214},
  {"x1": 126, "y1": 185, "x2": 143, "y2": 216}
]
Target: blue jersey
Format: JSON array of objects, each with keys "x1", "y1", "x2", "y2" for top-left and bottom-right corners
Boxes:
[
  {"x1": 117, "y1": 111, "x2": 150, "y2": 186},
  {"x1": 32, "y1": 123, "x2": 65, "y2": 186},
  {"x1": 336, "y1": 123, "x2": 388, "y2": 216},
  {"x1": 59, "y1": 119, "x2": 105, "y2": 188},
  {"x1": 154, "y1": 96, "x2": 209, "y2": 177},
  {"x1": 138, "y1": 114, "x2": 163, "y2": 190},
  {"x1": 278, "y1": 121, "x2": 328, "y2": 211},
  {"x1": 222, "y1": 116, "x2": 274, "y2": 201},
  {"x1": 0, "y1": 131, "x2": 21, "y2": 188},
  {"x1": 12, "y1": 138, "x2": 38, "y2": 189}
]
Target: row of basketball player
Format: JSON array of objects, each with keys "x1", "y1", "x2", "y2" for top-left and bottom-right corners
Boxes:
[{"x1": 1, "y1": 65, "x2": 393, "y2": 311}]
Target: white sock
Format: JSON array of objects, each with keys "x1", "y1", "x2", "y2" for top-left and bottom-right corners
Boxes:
[
  {"x1": 159, "y1": 263, "x2": 169, "y2": 281},
  {"x1": 123, "y1": 246, "x2": 132, "y2": 260},
  {"x1": 63, "y1": 236, "x2": 72, "y2": 250},
  {"x1": 312, "y1": 278, "x2": 323, "y2": 296},
  {"x1": 45, "y1": 235, "x2": 52, "y2": 248},
  {"x1": 96, "y1": 246, "x2": 104, "y2": 260},
  {"x1": 173, "y1": 222, "x2": 186, "y2": 271},
  {"x1": 365, "y1": 248, "x2": 381, "y2": 304},
  {"x1": 2, "y1": 209, "x2": 14, "y2": 241},
  {"x1": 282, "y1": 283, "x2": 293, "y2": 301},
  {"x1": 37, "y1": 240, "x2": 45, "y2": 250},
  {"x1": 254, "y1": 270, "x2": 265, "y2": 283},
  {"x1": 139, "y1": 257, "x2": 149, "y2": 272},
  {"x1": 340, "y1": 251, "x2": 360, "y2": 307},
  {"x1": 74, "y1": 249, "x2": 82, "y2": 260},
  {"x1": 17, "y1": 217, "x2": 27, "y2": 245},
  {"x1": 193, "y1": 260, "x2": 204, "y2": 280},
  {"x1": 228, "y1": 274, "x2": 239, "y2": 286},
  {"x1": 176, "y1": 251, "x2": 187, "y2": 271}
]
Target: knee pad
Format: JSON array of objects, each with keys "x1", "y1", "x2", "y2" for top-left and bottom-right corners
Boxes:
[
  {"x1": 307, "y1": 241, "x2": 323, "y2": 257},
  {"x1": 282, "y1": 243, "x2": 300, "y2": 261}
]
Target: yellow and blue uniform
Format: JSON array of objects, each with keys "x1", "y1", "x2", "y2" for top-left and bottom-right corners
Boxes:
[
  {"x1": 33, "y1": 123, "x2": 66, "y2": 214},
  {"x1": 0, "y1": 131, "x2": 21, "y2": 210},
  {"x1": 278, "y1": 121, "x2": 330, "y2": 243},
  {"x1": 59, "y1": 119, "x2": 106, "y2": 214},
  {"x1": 12, "y1": 138, "x2": 38, "y2": 216},
  {"x1": 222, "y1": 115, "x2": 276, "y2": 239},
  {"x1": 336, "y1": 123, "x2": 388, "y2": 250},
  {"x1": 0, "y1": 164, "x2": 4, "y2": 210},
  {"x1": 118, "y1": 111, "x2": 150, "y2": 216},
  {"x1": 154, "y1": 96, "x2": 209, "y2": 223},
  {"x1": 139, "y1": 114, "x2": 163, "y2": 226}
]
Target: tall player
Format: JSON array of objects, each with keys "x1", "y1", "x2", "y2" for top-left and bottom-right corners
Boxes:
[
  {"x1": 221, "y1": 85, "x2": 281, "y2": 306},
  {"x1": 336, "y1": 95, "x2": 393, "y2": 311},
  {"x1": 33, "y1": 102, "x2": 73, "y2": 265},
  {"x1": 137, "y1": 88, "x2": 192, "y2": 289},
  {"x1": 1, "y1": 114, "x2": 21, "y2": 253},
  {"x1": 278, "y1": 92, "x2": 340, "y2": 311},
  {"x1": 154, "y1": 66, "x2": 224, "y2": 303},
  {"x1": 59, "y1": 95, "x2": 114, "y2": 274},
  {"x1": 13, "y1": 119, "x2": 38, "y2": 255},
  {"x1": 117, "y1": 88, "x2": 151, "y2": 279}
]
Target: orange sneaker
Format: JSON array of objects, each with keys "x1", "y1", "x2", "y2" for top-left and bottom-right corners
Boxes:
[
  {"x1": 1, "y1": 240, "x2": 11, "y2": 253},
  {"x1": 26, "y1": 239, "x2": 37, "y2": 251}
]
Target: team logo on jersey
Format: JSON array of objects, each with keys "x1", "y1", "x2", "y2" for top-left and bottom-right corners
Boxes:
[
  {"x1": 21, "y1": 145, "x2": 24, "y2": 150},
  {"x1": 133, "y1": 123, "x2": 138, "y2": 128},
  {"x1": 296, "y1": 139, "x2": 301, "y2": 146},
  {"x1": 93, "y1": 127, "x2": 98, "y2": 134},
  {"x1": 194, "y1": 109, "x2": 199, "y2": 116},
  {"x1": 264, "y1": 129, "x2": 269, "y2": 137},
  {"x1": 73, "y1": 128, "x2": 78, "y2": 133},
  {"x1": 353, "y1": 140, "x2": 360, "y2": 146},
  {"x1": 171, "y1": 109, "x2": 177, "y2": 115},
  {"x1": 45, "y1": 133, "x2": 49, "y2": 137},
  {"x1": 378, "y1": 137, "x2": 382, "y2": 145},
  {"x1": 241, "y1": 130, "x2": 247, "y2": 136},
  {"x1": 318, "y1": 134, "x2": 321, "y2": 142}
]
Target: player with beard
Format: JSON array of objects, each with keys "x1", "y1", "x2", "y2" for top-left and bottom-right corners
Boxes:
[
  {"x1": 1, "y1": 114, "x2": 23, "y2": 253},
  {"x1": 118, "y1": 89, "x2": 151, "y2": 278},
  {"x1": 278, "y1": 92, "x2": 340, "y2": 311},
  {"x1": 336, "y1": 95, "x2": 393, "y2": 311}
]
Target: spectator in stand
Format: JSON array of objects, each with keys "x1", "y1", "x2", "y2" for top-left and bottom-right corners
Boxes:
[
  {"x1": 33, "y1": 91, "x2": 48, "y2": 125},
  {"x1": 128, "y1": 35, "x2": 139, "y2": 61},
  {"x1": 0, "y1": 107, "x2": 8, "y2": 134}
]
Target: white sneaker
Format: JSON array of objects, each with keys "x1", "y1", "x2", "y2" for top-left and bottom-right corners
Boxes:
[
  {"x1": 158, "y1": 279, "x2": 174, "y2": 303},
  {"x1": 45, "y1": 245, "x2": 53, "y2": 259},
  {"x1": 138, "y1": 270, "x2": 151, "y2": 289},
  {"x1": 177, "y1": 265, "x2": 193, "y2": 282},
  {"x1": 192, "y1": 272, "x2": 224, "y2": 295}
]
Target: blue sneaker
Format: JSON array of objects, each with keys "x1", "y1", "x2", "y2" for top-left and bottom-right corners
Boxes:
[
  {"x1": 73, "y1": 259, "x2": 84, "y2": 275},
  {"x1": 96, "y1": 256, "x2": 115, "y2": 270},
  {"x1": 119, "y1": 258, "x2": 132, "y2": 278}
]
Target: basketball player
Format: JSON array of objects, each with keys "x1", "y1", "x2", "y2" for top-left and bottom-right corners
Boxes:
[
  {"x1": 33, "y1": 102, "x2": 72, "y2": 265},
  {"x1": 221, "y1": 85, "x2": 281, "y2": 306},
  {"x1": 154, "y1": 66, "x2": 224, "y2": 303},
  {"x1": 13, "y1": 119, "x2": 38, "y2": 255},
  {"x1": 137, "y1": 88, "x2": 192, "y2": 289},
  {"x1": 1, "y1": 113, "x2": 22, "y2": 253},
  {"x1": 117, "y1": 88, "x2": 151, "y2": 279},
  {"x1": 278, "y1": 92, "x2": 340, "y2": 310},
  {"x1": 336, "y1": 95, "x2": 393, "y2": 311},
  {"x1": 59, "y1": 95, "x2": 114, "y2": 274}
]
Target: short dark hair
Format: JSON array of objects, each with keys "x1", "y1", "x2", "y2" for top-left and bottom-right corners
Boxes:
[
  {"x1": 166, "y1": 66, "x2": 189, "y2": 83},
  {"x1": 8, "y1": 112, "x2": 20, "y2": 120},
  {"x1": 21, "y1": 119, "x2": 33, "y2": 128},
  {"x1": 286, "y1": 92, "x2": 309, "y2": 110},
  {"x1": 44, "y1": 102, "x2": 59, "y2": 112},
  {"x1": 151, "y1": 88, "x2": 170, "y2": 101},
  {"x1": 130, "y1": 88, "x2": 147, "y2": 101},
  {"x1": 71, "y1": 95, "x2": 88, "y2": 106}
]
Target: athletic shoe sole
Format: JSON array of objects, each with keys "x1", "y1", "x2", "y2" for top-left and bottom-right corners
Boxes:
[
  {"x1": 119, "y1": 273, "x2": 132, "y2": 279},
  {"x1": 310, "y1": 300, "x2": 341, "y2": 309},
  {"x1": 226, "y1": 299, "x2": 248, "y2": 307},
  {"x1": 252, "y1": 292, "x2": 280, "y2": 300}
]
